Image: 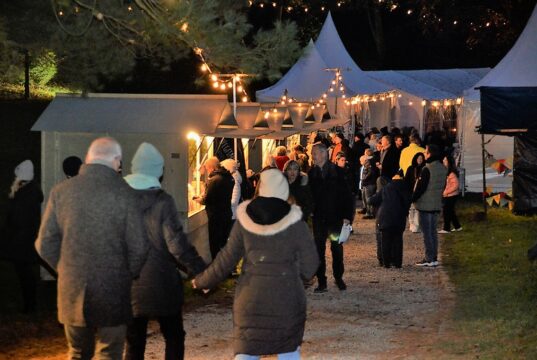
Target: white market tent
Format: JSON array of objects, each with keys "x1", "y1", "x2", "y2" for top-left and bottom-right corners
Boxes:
[{"x1": 459, "y1": 4, "x2": 537, "y2": 192}]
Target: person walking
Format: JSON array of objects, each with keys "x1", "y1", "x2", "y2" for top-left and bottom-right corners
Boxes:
[
  {"x1": 5, "y1": 160, "x2": 43, "y2": 313},
  {"x1": 308, "y1": 143, "x2": 354, "y2": 292},
  {"x1": 194, "y1": 157, "x2": 234, "y2": 261},
  {"x1": 412, "y1": 144, "x2": 447, "y2": 267},
  {"x1": 439, "y1": 155, "x2": 462, "y2": 234},
  {"x1": 360, "y1": 149, "x2": 378, "y2": 219},
  {"x1": 192, "y1": 168, "x2": 319, "y2": 360},
  {"x1": 123, "y1": 142, "x2": 206, "y2": 360},
  {"x1": 404, "y1": 152, "x2": 426, "y2": 233},
  {"x1": 368, "y1": 175, "x2": 411, "y2": 268},
  {"x1": 35, "y1": 137, "x2": 149, "y2": 360}
]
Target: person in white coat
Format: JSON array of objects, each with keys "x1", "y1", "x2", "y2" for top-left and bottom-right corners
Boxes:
[{"x1": 221, "y1": 159, "x2": 242, "y2": 220}]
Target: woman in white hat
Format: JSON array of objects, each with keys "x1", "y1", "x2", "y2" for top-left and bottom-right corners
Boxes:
[
  {"x1": 193, "y1": 168, "x2": 319, "y2": 359},
  {"x1": 6, "y1": 159, "x2": 43, "y2": 313}
]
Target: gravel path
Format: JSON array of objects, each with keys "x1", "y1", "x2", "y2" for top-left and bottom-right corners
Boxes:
[{"x1": 142, "y1": 215, "x2": 457, "y2": 359}]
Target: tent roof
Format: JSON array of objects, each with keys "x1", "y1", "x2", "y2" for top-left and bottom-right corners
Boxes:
[
  {"x1": 256, "y1": 40, "x2": 336, "y2": 102},
  {"x1": 315, "y1": 12, "x2": 392, "y2": 94},
  {"x1": 466, "y1": 4, "x2": 537, "y2": 99},
  {"x1": 32, "y1": 93, "x2": 235, "y2": 135},
  {"x1": 368, "y1": 69, "x2": 489, "y2": 100}
]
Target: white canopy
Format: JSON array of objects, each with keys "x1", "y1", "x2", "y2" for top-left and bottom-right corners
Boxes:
[
  {"x1": 314, "y1": 12, "x2": 392, "y2": 95},
  {"x1": 460, "y1": 5, "x2": 537, "y2": 192},
  {"x1": 369, "y1": 68, "x2": 489, "y2": 101},
  {"x1": 465, "y1": 5, "x2": 537, "y2": 100},
  {"x1": 256, "y1": 40, "x2": 335, "y2": 103}
]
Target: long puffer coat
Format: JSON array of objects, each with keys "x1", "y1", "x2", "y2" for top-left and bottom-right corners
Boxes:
[
  {"x1": 195, "y1": 200, "x2": 319, "y2": 356},
  {"x1": 131, "y1": 190, "x2": 206, "y2": 317}
]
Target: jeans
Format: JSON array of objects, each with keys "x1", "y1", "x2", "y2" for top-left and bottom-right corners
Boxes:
[
  {"x1": 442, "y1": 196, "x2": 461, "y2": 231},
  {"x1": 235, "y1": 347, "x2": 300, "y2": 360},
  {"x1": 64, "y1": 324, "x2": 127, "y2": 360},
  {"x1": 408, "y1": 204, "x2": 420, "y2": 232},
  {"x1": 125, "y1": 313, "x2": 185, "y2": 360},
  {"x1": 313, "y1": 220, "x2": 344, "y2": 285},
  {"x1": 419, "y1": 211, "x2": 439, "y2": 262},
  {"x1": 362, "y1": 184, "x2": 376, "y2": 216}
]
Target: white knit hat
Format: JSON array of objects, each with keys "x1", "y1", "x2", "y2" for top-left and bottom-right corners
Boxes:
[
  {"x1": 14, "y1": 160, "x2": 34, "y2": 181},
  {"x1": 258, "y1": 168, "x2": 289, "y2": 201}
]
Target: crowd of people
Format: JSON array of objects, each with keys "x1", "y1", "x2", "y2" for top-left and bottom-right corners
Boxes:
[{"x1": 2, "y1": 125, "x2": 463, "y2": 359}]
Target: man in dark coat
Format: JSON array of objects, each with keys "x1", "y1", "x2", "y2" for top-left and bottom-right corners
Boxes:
[
  {"x1": 376, "y1": 135, "x2": 400, "y2": 191},
  {"x1": 195, "y1": 156, "x2": 235, "y2": 261},
  {"x1": 309, "y1": 143, "x2": 354, "y2": 292},
  {"x1": 36, "y1": 137, "x2": 149, "y2": 360},
  {"x1": 123, "y1": 142, "x2": 206, "y2": 360}
]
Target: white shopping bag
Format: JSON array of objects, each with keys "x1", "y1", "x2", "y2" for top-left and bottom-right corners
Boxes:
[{"x1": 338, "y1": 224, "x2": 352, "y2": 244}]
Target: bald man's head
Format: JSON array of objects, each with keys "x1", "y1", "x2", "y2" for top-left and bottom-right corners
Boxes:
[{"x1": 85, "y1": 137, "x2": 122, "y2": 171}]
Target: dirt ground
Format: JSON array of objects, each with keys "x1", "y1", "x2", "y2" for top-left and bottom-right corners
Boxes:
[
  {"x1": 144, "y1": 216, "x2": 460, "y2": 360},
  {"x1": 2, "y1": 214, "x2": 460, "y2": 360}
]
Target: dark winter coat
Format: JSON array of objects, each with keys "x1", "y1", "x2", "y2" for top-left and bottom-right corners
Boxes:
[
  {"x1": 36, "y1": 164, "x2": 149, "y2": 327},
  {"x1": 5, "y1": 181, "x2": 43, "y2": 263},
  {"x1": 403, "y1": 153, "x2": 425, "y2": 192},
  {"x1": 308, "y1": 161, "x2": 354, "y2": 232},
  {"x1": 379, "y1": 146, "x2": 400, "y2": 180},
  {"x1": 195, "y1": 200, "x2": 319, "y2": 356},
  {"x1": 200, "y1": 167, "x2": 234, "y2": 220},
  {"x1": 131, "y1": 190, "x2": 206, "y2": 317},
  {"x1": 288, "y1": 174, "x2": 313, "y2": 221},
  {"x1": 369, "y1": 179, "x2": 411, "y2": 231},
  {"x1": 361, "y1": 158, "x2": 379, "y2": 187}
]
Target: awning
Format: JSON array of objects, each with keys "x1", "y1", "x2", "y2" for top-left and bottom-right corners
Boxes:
[{"x1": 32, "y1": 93, "x2": 235, "y2": 134}]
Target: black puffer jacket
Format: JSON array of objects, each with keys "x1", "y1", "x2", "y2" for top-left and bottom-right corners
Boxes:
[
  {"x1": 195, "y1": 199, "x2": 319, "y2": 356},
  {"x1": 368, "y1": 179, "x2": 411, "y2": 231},
  {"x1": 131, "y1": 190, "x2": 206, "y2": 317},
  {"x1": 6, "y1": 181, "x2": 43, "y2": 263}
]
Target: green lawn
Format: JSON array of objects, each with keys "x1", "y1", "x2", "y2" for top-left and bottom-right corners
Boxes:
[{"x1": 442, "y1": 199, "x2": 537, "y2": 358}]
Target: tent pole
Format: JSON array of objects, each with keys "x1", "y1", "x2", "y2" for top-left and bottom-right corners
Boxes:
[{"x1": 481, "y1": 132, "x2": 488, "y2": 217}]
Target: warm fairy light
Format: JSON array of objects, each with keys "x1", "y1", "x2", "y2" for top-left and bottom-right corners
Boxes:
[
  {"x1": 339, "y1": 86, "x2": 344, "y2": 91},
  {"x1": 259, "y1": 3, "x2": 264, "y2": 8},
  {"x1": 264, "y1": 111, "x2": 270, "y2": 119},
  {"x1": 456, "y1": 98, "x2": 462, "y2": 105},
  {"x1": 59, "y1": 10, "x2": 64, "y2": 16},
  {"x1": 408, "y1": 101, "x2": 413, "y2": 106},
  {"x1": 421, "y1": 100, "x2": 427, "y2": 106},
  {"x1": 211, "y1": 74, "x2": 218, "y2": 82},
  {"x1": 242, "y1": 96, "x2": 248, "y2": 102},
  {"x1": 227, "y1": 82, "x2": 233, "y2": 89},
  {"x1": 311, "y1": 105, "x2": 315, "y2": 109},
  {"x1": 200, "y1": 64, "x2": 208, "y2": 72},
  {"x1": 127, "y1": 5, "x2": 132, "y2": 11},
  {"x1": 237, "y1": 85, "x2": 244, "y2": 93},
  {"x1": 187, "y1": 131, "x2": 201, "y2": 142},
  {"x1": 407, "y1": 9, "x2": 413, "y2": 15},
  {"x1": 329, "y1": 87, "x2": 334, "y2": 92},
  {"x1": 212, "y1": 82, "x2": 219, "y2": 88},
  {"x1": 322, "y1": 93, "x2": 327, "y2": 98},
  {"x1": 273, "y1": 108, "x2": 278, "y2": 113},
  {"x1": 280, "y1": 100, "x2": 285, "y2": 105},
  {"x1": 272, "y1": 2, "x2": 277, "y2": 7},
  {"x1": 397, "y1": 94, "x2": 402, "y2": 98},
  {"x1": 332, "y1": 80, "x2": 336, "y2": 85},
  {"x1": 220, "y1": 83, "x2": 226, "y2": 90}
]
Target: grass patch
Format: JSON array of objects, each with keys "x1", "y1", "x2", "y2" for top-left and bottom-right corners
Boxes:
[
  {"x1": 442, "y1": 199, "x2": 537, "y2": 358},
  {"x1": 0, "y1": 82, "x2": 77, "y2": 100}
]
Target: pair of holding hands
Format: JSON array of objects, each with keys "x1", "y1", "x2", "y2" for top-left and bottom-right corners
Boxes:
[{"x1": 191, "y1": 279, "x2": 210, "y2": 294}]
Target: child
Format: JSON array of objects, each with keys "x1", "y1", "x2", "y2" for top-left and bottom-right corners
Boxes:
[
  {"x1": 368, "y1": 174, "x2": 411, "y2": 268},
  {"x1": 439, "y1": 155, "x2": 462, "y2": 233}
]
